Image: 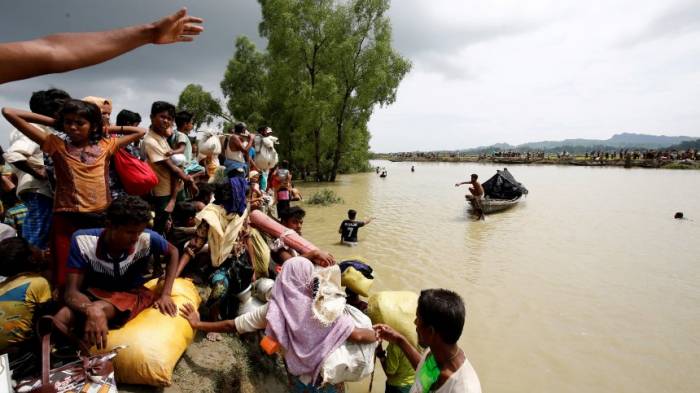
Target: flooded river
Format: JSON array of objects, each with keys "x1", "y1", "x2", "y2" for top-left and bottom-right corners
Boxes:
[{"x1": 296, "y1": 160, "x2": 700, "y2": 393}]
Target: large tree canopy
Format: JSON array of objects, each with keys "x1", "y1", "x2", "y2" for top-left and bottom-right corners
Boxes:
[{"x1": 178, "y1": 0, "x2": 409, "y2": 180}]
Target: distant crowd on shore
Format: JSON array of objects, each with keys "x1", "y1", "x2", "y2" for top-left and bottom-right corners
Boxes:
[{"x1": 386, "y1": 147, "x2": 699, "y2": 162}]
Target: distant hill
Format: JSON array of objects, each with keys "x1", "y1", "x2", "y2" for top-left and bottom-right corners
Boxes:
[{"x1": 458, "y1": 133, "x2": 696, "y2": 154}]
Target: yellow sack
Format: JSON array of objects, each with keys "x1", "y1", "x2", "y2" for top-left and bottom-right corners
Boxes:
[
  {"x1": 366, "y1": 291, "x2": 419, "y2": 348},
  {"x1": 249, "y1": 228, "x2": 271, "y2": 278},
  {"x1": 94, "y1": 278, "x2": 201, "y2": 386},
  {"x1": 341, "y1": 267, "x2": 373, "y2": 297}
]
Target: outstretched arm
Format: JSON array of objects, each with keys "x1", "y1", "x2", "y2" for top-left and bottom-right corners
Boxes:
[
  {"x1": 374, "y1": 323, "x2": 422, "y2": 369},
  {"x1": 0, "y1": 8, "x2": 203, "y2": 84}
]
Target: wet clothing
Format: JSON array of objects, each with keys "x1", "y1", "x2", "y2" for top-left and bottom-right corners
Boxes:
[
  {"x1": 67, "y1": 228, "x2": 168, "y2": 292},
  {"x1": 339, "y1": 220, "x2": 365, "y2": 243}
]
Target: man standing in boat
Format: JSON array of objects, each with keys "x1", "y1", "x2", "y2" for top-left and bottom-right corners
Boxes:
[{"x1": 455, "y1": 174, "x2": 484, "y2": 215}]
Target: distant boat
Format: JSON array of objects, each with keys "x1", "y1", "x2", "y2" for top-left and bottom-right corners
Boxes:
[
  {"x1": 380, "y1": 171, "x2": 388, "y2": 178},
  {"x1": 467, "y1": 168, "x2": 528, "y2": 214}
]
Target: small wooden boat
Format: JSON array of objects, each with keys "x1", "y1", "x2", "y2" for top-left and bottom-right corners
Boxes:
[
  {"x1": 467, "y1": 168, "x2": 527, "y2": 215},
  {"x1": 468, "y1": 195, "x2": 522, "y2": 213}
]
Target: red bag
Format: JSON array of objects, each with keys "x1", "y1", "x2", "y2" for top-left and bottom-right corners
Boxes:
[{"x1": 113, "y1": 148, "x2": 158, "y2": 196}]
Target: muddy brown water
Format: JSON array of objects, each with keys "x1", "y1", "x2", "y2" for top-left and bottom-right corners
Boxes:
[{"x1": 294, "y1": 160, "x2": 700, "y2": 393}]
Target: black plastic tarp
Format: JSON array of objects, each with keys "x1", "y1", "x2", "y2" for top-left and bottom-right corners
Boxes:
[{"x1": 482, "y1": 168, "x2": 528, "y2": 199}]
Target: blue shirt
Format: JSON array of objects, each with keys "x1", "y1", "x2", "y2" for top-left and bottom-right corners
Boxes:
[{"x1": 67, "y1": 228, "x2": 168, "y2": 291}]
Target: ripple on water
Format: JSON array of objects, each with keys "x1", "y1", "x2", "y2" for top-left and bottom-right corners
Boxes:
[{"x1": 299, "y1": 161, "x2": 700, "y2": 393}]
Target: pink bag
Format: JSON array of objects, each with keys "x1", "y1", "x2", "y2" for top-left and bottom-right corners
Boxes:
[{"x1": 113, "y1": 149, "x2": 158, "y2": 196}]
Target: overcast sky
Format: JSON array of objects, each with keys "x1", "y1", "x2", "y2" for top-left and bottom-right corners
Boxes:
[{"x1": 2, "y1": 0, "x2": 700, "y2": 153}]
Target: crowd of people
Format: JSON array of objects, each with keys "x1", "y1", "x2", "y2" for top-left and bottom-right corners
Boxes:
[
  {"x1": 0, "y1": 88, "x2": 480, "y2": 393},
  {"x1": 0, "y1": 8, "x2": 480, "y2": 392}
]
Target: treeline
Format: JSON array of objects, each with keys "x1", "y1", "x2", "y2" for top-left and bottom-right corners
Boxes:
[{"x1": 178, "y1": 0, "x2": 410, "y2": 181}]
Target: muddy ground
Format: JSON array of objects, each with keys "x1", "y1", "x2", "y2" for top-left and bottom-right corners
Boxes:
[{"x1": 120, "y1": 330, "x2": 288, "y2": 393}]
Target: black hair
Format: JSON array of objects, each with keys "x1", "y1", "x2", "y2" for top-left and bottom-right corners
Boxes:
[
  {"x1": 194, "y1": 183, "x2": 215, "y2": 203},
  {"x1": 280, "y1": 206, "x2": 305, "y2": 222},
  {"x1": 279, "y1": 160, "x2": 289, "y2": 170},
  {"x1": 55, "y1": 99, "x2": 105, "y2": 144},
  {"x1": 173, "y1": 202, "x2": 197, "y2": 226},
  {"x1": 29, "y1": 88, "x2": 71, "y2": 117},
  {"x1": 234, "y1": 122, "x2": 247, "y2": 134},
  {"x1": 175, "y1": 110, "x2": 194, "y2": 129},
  {"x1": 116, "y1": 109, "x2": 142, "y2": 126},
  {"x1": 257, "y1": 126, "x2": 266, "y2": 133},
  {"x1": 348, "y1": 209, "x2": 357, "y2": 219},
  {"x1": 417, "y1": 289, "x2": 466, "y2": 344},
  {"x1": 0, "y1": 237, "x2": 36, "y2": 277},
  {"x1": 150, "y1": 101, "x2": 176, "y2": 118},
  {"x1": 106, "y1": 195, "x2": 152, "y2": 227},
  {"x1": 213, "y1": 180, "x2": 233, "y2": 206},
  {"x1": 471, "y1": 174, "x2": 478, "y2": 180}
]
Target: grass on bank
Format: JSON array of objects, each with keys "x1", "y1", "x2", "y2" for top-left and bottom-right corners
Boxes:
[{"x1": 306, "y1": 189, "x2": 344, "y2": 206}]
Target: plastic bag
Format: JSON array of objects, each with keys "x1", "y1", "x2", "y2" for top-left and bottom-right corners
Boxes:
[
  {"x1": 341, "y1": 266, "x2": 373, "y2": 297},
  {"x1": 197, "y1": 130, "x2": 222, "y2": 156},
  {"x1": 253, "y1": 135, "x2": 279, "y2": 171},
  {"x1": 321, "y1": 305, "x2": 377, "y2": 385},
  {"x1": 366, "y1": 291, "x2": 419, "y2": 347},
  {"x1": 93, "y1": 279, "x2": 201, "y2": 386},
  {"x1": 113, "y1": 149, "x2": 158, "y2": 196}
]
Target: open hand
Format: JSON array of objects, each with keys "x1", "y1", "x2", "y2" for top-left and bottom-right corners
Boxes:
[
  {"x1": 85, "y1": 306, "x2": 109, "y2": 350},
  {"x1": 179, "y1": 303, "x2": 200, "y2": 328},
  {"x1": 153, "y1": 294, "x2": 178, "y2": 317},
  {"x1": 151, "y1": 8, "x2": 204, "y2": 45}
]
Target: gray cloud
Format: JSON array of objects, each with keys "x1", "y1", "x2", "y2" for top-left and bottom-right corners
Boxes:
[
  {"x1": 387, "y1": 1, "x2": 540, "y2": 78},
  {"x1": 0, "y1": 0, "x2": 264, "y2": 142},
  {"x1": 617, "y1": 0, "x2": 700, "y2": 48}
]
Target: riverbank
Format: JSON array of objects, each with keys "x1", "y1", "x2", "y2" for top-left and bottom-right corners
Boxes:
[{"x1": 373, "y1": 154, "x2": 700, "y2": 169}]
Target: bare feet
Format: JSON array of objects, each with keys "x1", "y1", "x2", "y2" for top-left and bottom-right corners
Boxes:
[{"x1": 206, "y1": 332, "x2": 222, "y2": 342}]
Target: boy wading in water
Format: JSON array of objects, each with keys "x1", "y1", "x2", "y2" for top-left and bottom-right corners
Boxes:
[
  {"x1": 339, "y1": 209, "x2": 373, "y2": 246},
  {"x1": 455, "y1": 174, "x2": 484, "y2": 217}
]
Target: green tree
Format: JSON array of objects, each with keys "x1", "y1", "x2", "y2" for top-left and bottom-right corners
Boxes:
[
  {"x1": 176, "y1": 84, "x2": 230, "y2": 129},
  {"x1": 220, "y1": 36, "x2": 269, "y2": 128},
  {"x1": 326, "y1": 0, "x2": 411, "y2": 180}
]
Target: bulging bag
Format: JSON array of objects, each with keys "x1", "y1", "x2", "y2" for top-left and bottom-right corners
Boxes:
[
  {"x1": 92, "y1": 279, "x2": 201, "y2": 386},
  {"x1": 197, "y1": 130, "x2": 222, "y2": 156},
  {"x1": 113, "y1": 149, "x2": 158, "y2": 196},
  {"x1": 321, "y1": 305, "x2": 377, "y2": 385},
  {"x1": 366, "y1": 291, "x2": 419, "y2": 348}
]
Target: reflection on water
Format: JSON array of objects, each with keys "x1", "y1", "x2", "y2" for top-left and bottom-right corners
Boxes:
[{"x1": 297, "y1": 160, "x2": 700, "y2": 393}]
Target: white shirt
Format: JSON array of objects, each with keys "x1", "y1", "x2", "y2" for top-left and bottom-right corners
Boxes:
[
  {"x1": 410, "y1": 350, "x2": 482, "y2": 393},
  {"x1": 3, "y1": 127, "x2": 52, "y2": 198}
]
